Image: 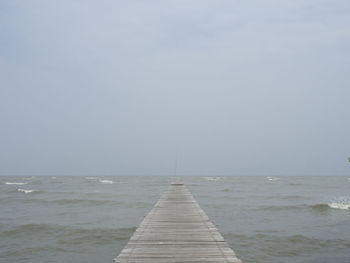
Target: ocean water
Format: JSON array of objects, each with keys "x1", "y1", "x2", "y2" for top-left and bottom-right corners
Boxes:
[{"x1": 0, "y1": 176, "x2": 350, "y2": 263}]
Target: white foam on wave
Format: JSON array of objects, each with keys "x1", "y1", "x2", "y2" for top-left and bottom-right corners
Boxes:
[
  {"x1": 99, "y1": 179, "x2": 114, "y2": 184},
  {"x1": 267, "y1": 177, "x2": 280, "y2": 181},
  {"x1": 203, "y1": 177, "x2": 221, "y2": 182},
  {"x1": 328, "y1": 197, "x2": 350, "y2": 210},
  {"x1": 328, "y1": 203, "x2": 350, "y2": 210},
  {"x1": 17, "y1": 188, "x2": 36, "y2": 194},
  {"x1": 5, "y1": 182, "x2": 28, "y2": 185},
  {"x1": 51, "y1": 177, "x2": 57, "y2": 179}
]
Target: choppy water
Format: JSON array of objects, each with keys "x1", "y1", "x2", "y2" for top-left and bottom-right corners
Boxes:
[{"x1": 1, "y1": 176, "x2": 350, "y2": 263}]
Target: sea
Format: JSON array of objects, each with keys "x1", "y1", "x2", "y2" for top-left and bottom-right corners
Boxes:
[{"x1": 0, "y1": 176, "x2": 349, "y2": 263}]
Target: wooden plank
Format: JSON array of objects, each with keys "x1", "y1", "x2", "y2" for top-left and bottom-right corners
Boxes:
[{"x1": 114, "y1": 183, "x2": 242, "y2": 263}]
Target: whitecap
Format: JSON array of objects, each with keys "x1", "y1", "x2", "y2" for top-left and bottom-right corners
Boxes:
[
  {"x1": 51, "y1": 177, "x2": 57, "y2": 179},
  {"x1": 5, "y1": 182, "x2": 28, "y2": 185},
  {"x1": 18, "y1": 189, "x2": 35, "y2": 194},
  {"x1": 99, "y1": 179, "x2": 114, "y2": 184},
  {"x1": 328, "y1": 203, "x2": 350, "y2": 210},
  {"x1": 328, "y1": 197, "x2": 350, "y2": 210}
]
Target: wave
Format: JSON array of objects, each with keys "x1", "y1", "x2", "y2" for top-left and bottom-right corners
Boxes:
[
  {"x1": 224, "y1": 232, "x2": 350, "y2": 250},
  {"x1": 11, "y1": 198, "x2": 120, "y2": 206},
  {"x1": 5, "y1": 182, "x2": 28, "y2": 185},
  {"x1": 0, "y1": 224, "x2": 59, "y2": 238},
  {"x1": 327, "y1": 197, "x2": 350, "y2": 210},
  {"x1": 58, "y1": 226, "x2": 137, "y2": 245},
  {"x1": 310, "y1": 204, "x2": 330, "y2": 211},
  {"x1": 17, "y1": 188, "x2": 37, "y2": 194},
  {"x1": 328, "y1": 203, "x2": 350, "y2": 210},
  {"x1": 0, "y1": 224, "x2": 136, "y2": 244},
  {"x1": 24, "y1": 177, "x2": 34, "y2": 180},
  {"x1": 203, "y1": 177, "x2": 221, "y2": 181},
  {"x1": 269, "y1": 195, "x2": 305, "y2": 200},
  {"x1": 53, "y1": 199, "x2": 118, "y2": 206},
  {"x1": 267, "y1": 176, "x2": 280, "y2": 181},
  {"x1": 99, "y1": 179, "x2": 114, "y2": 184},
  {"x1": 85, "y1": 177, "x2": 98, "y2": 180},
  {"x1": 261, "y1": 205, "x2": 306, "y2": 211},
  {"x1": 261, "y1": 202, "x2": 350, "y2": 212},
  {"x1": 128, "y1": 201, "x2": 153, "y2": 208}
]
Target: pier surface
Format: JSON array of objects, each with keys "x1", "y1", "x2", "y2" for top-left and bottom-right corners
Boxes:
[{"x1": 114, "y1": 183, "x2": 242, "y2": 263}]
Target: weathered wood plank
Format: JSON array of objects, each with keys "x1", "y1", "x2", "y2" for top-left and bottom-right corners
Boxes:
[{"x1": 114, "y1": 183, "x2": 242, "y2": 263}]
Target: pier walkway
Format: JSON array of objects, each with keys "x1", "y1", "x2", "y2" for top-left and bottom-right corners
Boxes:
[{"x1": 114, "y1": 183, "x2": 242, "y2": 263}]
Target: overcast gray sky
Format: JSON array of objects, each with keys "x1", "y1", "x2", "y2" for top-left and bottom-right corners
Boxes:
[{"x1": 1, "y1": 0, "x2": 349, "y2": 176}]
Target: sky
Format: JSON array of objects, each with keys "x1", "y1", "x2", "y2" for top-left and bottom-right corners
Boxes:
[{"x1": 0, "y1": 0, "x2": 350, "y2": 176}]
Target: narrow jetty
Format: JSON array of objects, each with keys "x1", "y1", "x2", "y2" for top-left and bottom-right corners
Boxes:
[{"x1": 114, "y1": 183, "x2": 242, "y2": 263}]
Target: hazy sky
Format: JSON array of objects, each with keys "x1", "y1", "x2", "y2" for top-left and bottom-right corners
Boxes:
[{"x1": 1, "y1": 0, "x2": 349, "y2": 176}]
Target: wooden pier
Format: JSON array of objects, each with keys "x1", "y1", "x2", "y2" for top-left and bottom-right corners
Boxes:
[{"x1": 114, "y1": 183, "x2": 242, "y2": 263}]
